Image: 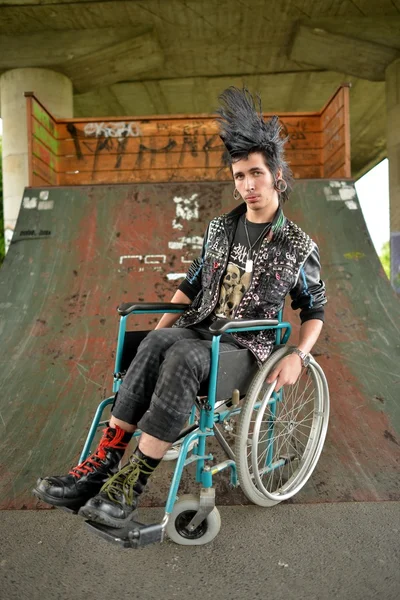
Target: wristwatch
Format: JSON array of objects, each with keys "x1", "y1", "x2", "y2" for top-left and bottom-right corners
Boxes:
[{"x1": 291, "y1": 348, "x2": 311, "y2": 368}]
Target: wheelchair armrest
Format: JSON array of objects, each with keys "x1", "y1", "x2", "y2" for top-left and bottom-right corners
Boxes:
[
  {"x1": 209, "y1": 317, "x2": 280, "y2": 335},
  {"x1": 117, "y1": 302, "x2": 191, "y2": 316}
]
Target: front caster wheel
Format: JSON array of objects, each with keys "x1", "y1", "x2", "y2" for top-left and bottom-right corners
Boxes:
[{"x1": 166, "y1": 494, "x2": 221, "y2": 545}]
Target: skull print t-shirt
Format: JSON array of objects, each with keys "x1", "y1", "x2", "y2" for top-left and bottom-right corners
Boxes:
[{"x1": 213, "y1": 214, "x2": 271, "y2": 319}]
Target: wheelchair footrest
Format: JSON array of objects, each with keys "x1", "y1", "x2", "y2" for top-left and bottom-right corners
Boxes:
[{"x1": 85, "y1": 520, "x2": 164, "y2": 549}]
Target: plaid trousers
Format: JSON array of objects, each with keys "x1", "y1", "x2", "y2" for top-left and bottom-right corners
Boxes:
[{"x1": 112, "y1": 327, "x2": 239, "y2": 442}]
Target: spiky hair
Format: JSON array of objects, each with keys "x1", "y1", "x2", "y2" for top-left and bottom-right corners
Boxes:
[{"x1": 216, "y1": 87, "x2": 293, "y2": 202}]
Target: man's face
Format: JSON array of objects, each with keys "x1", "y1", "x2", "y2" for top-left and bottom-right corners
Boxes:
[{"x1": 232, "y1": 152, "x2": 279, "y2": 212}]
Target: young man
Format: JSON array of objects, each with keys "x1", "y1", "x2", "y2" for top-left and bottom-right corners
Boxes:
[{"x1": 34, "y1": 87, "x2": 326, "y2": 528}]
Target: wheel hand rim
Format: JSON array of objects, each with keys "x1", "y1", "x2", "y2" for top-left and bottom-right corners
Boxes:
[{"x1": 251, "y1": 361, "x2": 326, "y2": 501}]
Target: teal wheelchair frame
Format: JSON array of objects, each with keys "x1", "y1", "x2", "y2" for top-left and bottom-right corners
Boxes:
[{"x1": 82, "y1": 302, "x2": 329, "y2": 548}]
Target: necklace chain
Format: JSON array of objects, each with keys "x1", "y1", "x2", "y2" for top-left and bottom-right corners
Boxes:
[
  {"x1": 243, "y1": 216, "x2": 271, "y2": 274},
  {"x1": 243, "y1": 216, "x2": 271, "y2": 261}
]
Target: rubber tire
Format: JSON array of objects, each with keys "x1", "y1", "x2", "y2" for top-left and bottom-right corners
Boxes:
[
  {"x1": 235, "y1": 345, "x2": 329, "y2": 507},
  {"x1": 166, "y1": 494, "x2": 221, "y2": 545}
]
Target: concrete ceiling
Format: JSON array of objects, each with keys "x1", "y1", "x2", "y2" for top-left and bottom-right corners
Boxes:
[{"x1": 1, "y1": 0, "x2": 400, "y2": 178}]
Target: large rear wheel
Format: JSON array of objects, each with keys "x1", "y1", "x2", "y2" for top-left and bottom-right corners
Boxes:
[{"x1": 235, "y1": 346, "x2": 329, "y2": 506}]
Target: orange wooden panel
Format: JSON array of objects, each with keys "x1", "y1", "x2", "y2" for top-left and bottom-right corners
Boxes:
[
  {"x1": 58, "y1": 146, "x2": 323, "y2": 174},
  {"x1": 58, "y1": 131, "x2": 323, "y2": 160},
  {"x1": 58, "y1": 134, "x2": 223, "y2": 158},
  {"x1": 327, "y1": 164, "x2": 348, "y2": 178},
  {"x1": 27, "y1": 88, "x2": 351, "y2": 184},
  {"x1": 32, "y1": 156, "x2": 58, "y2": 186},
  {"x1": 323, "y1": 125, "x2": 346, "y2": 164},
  {"x1": 57, "y1": 120, "x2": 217, "y2": 140},
  {"x1": 32, "y1": 138, "x2": 59, "y2": 173},
  {"x1": 342, "y1": 87, "x2": 351, "y2": 178},
  {"x1": 60, "y1": 112, "x2": 321, "y2": 128},
  {"x1": 61, "y1": 167, "x2": 232, "y2": 186},
  {"x1": 324, "y1": 145, "x2": 346, "y2": 178},
  {"x1": 284, "y1": 132, "x2": 323, "y2": 150},
  {"x1": 59, "y1": 152, "x2": 222, "y2": 173},
  {"x1": 56, "y1": 115, "x2": 321, "y2": 142},
  {"x1": 32, "y1": 118, "x2": 59, "y2": 156},
  {"x1": 279, "y1": 116, "x2": 321, "y2": 133},
  {"x1": 31, "y1": 173, "x2": 55, "y2": 187},
  {"x1": 31, "y1": 97, "x2": 59, "y2": 138},
  {"x1": 59, "y1": 162, "x2": 324, "y2": 186},
  {"x1": 323, "y1": 107, "x2": 346, "y2": 145},
  {"x1": 290, "y1": 165, "x2": 323, "y2": 179},
  {"x1": 321, "y1": 87, "x2": 351, "y2": 178},
  {"x1": 286, "y1": 149, "x2": 322, "y2": 165},
  {"x1": 321, "y1": 87, "x2": 345, "y2": 128},
  {"x1": 26, "y1": 95, "x2": 34, "y2": 187}
]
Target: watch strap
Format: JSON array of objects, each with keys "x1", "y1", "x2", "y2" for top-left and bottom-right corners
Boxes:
[{"x1": 291, "y1": 347, "x2": 310, "y2": 367}]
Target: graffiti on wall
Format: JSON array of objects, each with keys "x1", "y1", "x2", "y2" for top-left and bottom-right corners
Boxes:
[
  {"x1": 64, "y1": 117, "x2": 318, "y2": 182},
  {"x1": 68, "y1": 125, "x2": 221, "y2": 178},
  {"x1": 118, "y1": 194, "x2": 203, "y2": 280},
  {"x1": 83, "y1": 122, "x2": 142, "y2": 138},
  {"x1": 281, "y1": 120, "x2": 307, "y2": 142}
]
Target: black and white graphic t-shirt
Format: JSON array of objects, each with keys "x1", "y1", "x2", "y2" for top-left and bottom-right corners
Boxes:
[{"x1": 214, "y1": 215, "x2": 271, "y2": 319}]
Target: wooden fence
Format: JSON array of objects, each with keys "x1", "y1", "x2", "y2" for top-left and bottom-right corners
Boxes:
[{"x1": 26, "y1": 85, "x2": 351, "y2": 187}]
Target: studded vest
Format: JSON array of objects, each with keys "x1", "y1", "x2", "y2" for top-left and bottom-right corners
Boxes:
[{"x1": 175, "y1": 203, "x2": 315, "y2": 365}]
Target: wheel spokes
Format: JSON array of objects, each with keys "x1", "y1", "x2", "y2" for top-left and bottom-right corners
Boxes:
[{"x1": 251, "y1": 367, "x2": 321, "y2": 497}]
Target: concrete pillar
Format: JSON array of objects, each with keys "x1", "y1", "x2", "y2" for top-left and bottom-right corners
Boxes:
[
  {"x1": 386, "y1": 58, "x2": 400, "y2": 293},
  {"x1": 0, "y1": 68, "x2": 73, "y2": 247}
]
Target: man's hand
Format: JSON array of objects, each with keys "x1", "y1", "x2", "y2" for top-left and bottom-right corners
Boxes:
[{"x1": 266, "y1": 353, "x2": 303, "y2": 392}]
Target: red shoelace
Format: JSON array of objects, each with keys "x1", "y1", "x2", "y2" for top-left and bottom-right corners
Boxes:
[{"x1": 69, "y1": 427, "x2": 127, "y2": 478}]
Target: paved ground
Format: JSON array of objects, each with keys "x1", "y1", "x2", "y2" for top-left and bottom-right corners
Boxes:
[{"x1": 1, "y1": 502, "x2": 399, "y2": 600}]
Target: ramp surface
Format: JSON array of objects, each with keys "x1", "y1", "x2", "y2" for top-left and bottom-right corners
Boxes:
[{"x1": 0, "y1": 180, "x2": 399, "y2": 509}]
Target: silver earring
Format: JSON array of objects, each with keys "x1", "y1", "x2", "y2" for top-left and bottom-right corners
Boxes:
[
  {"x1": 233, "y1": 188, "x2": 241, "y2": 200},
  {"x1": 274, "y1": 178, "x2": 287, "y2": 193}
]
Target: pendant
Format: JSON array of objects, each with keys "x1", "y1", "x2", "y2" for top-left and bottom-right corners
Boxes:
[{"x1": 245, "y1": 259, "x2": 253, "y2": 273}]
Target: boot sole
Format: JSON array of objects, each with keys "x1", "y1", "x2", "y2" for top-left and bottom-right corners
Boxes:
[
  {"x1": 78, "y1": 504, "x2": 138, "y2": 529},
  {"x1": 32, "y1": 486, "x2": 92, "y2": 511}
]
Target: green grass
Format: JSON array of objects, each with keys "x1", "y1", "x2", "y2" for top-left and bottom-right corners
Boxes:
[
  {"x1": 0, "y1": 136, "x2": 4, "y2": 266},
  {"x1": 379, "y1": 241, "x2": 390, "y2": 280}
]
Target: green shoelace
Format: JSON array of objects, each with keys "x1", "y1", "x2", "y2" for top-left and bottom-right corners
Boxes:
[{"x1": 100, "y1": 456, "x2": 153, "y2": 506}]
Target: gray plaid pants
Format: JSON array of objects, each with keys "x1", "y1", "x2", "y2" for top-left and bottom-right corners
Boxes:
[{"x1": 112, "y1": 327, "x2": 239, "y2": 443}]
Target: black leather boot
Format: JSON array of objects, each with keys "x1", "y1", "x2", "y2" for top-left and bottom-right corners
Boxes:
[
  {"x1": 33, "y1": 425, "x2": 133, "y2": 510},
  {"x1": 79, "y1": 449, "x2": 160, "y2": 528}
]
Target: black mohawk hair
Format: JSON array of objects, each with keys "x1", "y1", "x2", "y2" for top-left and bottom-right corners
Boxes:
[{"x1": 216, "y1": 87, "x2": 293, "y2": 202}]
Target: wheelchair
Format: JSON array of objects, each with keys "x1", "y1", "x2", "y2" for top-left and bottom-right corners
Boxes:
[{"x1": 82, "y1": 302, "x2": 330, "y2": 548}]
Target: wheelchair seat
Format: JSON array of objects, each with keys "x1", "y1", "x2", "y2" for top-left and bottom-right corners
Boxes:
[{"x1": 118, "y1": 330, "x2": 259, "y2": 401}]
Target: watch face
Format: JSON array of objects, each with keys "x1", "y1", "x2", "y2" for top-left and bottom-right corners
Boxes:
[{"x1": 303, "y1": 355, "x2": 311, "y2": 367}]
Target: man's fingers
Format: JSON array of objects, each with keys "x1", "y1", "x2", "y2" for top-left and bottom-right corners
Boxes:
[
  {"x1": 275, "y1": 375, "x2": 283, "y2": 392},
  {"x1": 267, "y1": 369, "x2": 284, "y2": 392},
  {"x1": 266, "y1": 368, "x2": 279, "y2": 384}
]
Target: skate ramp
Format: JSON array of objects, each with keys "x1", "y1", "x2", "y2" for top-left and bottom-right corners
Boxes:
[{"x1": 0, "y1": 180, "x2": 399, "y2": 509}]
